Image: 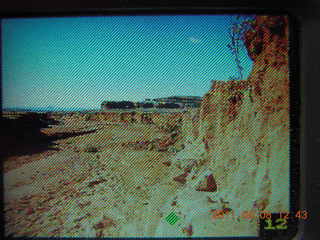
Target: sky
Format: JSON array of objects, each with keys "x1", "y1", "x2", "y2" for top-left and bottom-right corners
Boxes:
[{"x1": 2, "y1": 15, "x2": 253, "y2": 109}]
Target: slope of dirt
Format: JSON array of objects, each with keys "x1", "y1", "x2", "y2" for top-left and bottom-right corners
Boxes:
[{"x1": 153, "y1": 15, "x2": 290, "y2": 237}]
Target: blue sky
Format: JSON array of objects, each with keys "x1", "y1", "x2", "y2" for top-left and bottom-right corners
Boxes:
[{"x1": 2, "y1": 15, "x2": 253, "y2": 109}]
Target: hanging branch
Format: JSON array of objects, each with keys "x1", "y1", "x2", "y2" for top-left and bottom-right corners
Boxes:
[{"x1": 227, "y1": 15, "x2": 255, "y2": 80}]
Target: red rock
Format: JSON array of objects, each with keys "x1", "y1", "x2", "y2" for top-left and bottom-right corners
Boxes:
[
  {"x1": 94, "y1": 222, "x2": 104, "y2": 229},
  {"x1": 183, "y1": 224, "x2": 193, "y2": 236},
  {"x1": 196, "y1": 174, "x2": 217, "y2": 192},
  {"x1": 173, "y1": 171, "x2": 189, "y2": 184},
  {"x1": 37, "y1": 207, "x2": 48, "y2": 212},
  {"x1": 26, "y1": 207, "x2": 34, "y2": 215},
  {"x1": 96, "y1": 230, "x2": 103, "y2": 237},
  {"x1": 93, "y1": 217, "x2": 115, "y2": 230},
  {"x1": 210, "y1": 209, "x2": 225, "y2": 219},
  {"x1": 162, "y1": 161, "x2": 171, "y2": 166}
]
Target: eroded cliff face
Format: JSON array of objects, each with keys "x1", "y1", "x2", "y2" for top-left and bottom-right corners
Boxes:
[{"x1": 154, "y1": 16, "x2": 290, "y2": 237}]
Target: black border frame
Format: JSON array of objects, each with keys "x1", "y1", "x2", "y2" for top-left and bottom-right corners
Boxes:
[{"x1": 0, "y1": 8, "x2": 301, "y2": 240}]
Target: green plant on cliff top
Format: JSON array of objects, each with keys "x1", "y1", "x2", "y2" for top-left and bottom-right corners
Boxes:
[{"x1": 228, "y1": 15, "x2": 255, "y2": 80}]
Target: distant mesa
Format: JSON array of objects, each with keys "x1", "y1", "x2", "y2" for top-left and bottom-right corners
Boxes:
[
  {"x1": 101, "y1": 96, "x2": 202, "y2": 110},
  {"x1": 4, "y1": 106, "x2": 98, "y2": 113},
  {"x1": 101, "y1": 101, "x2": 136, "y2": 110}
]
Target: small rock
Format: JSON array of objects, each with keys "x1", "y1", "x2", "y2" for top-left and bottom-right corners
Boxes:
[
  {"x1": 196, "y1": 174, "x2": 217, "y2": 192},
  {"x1": 182, "y1": 224, "x2": 193, "y2": 236},
  {"x1": 210, "y1": 209, "x2": 224, "y2": 219},
  {"x1": 173, "y1": 171, "x2": 189, "y2": 184},
  {"x1": 162, "y1": 161, "x2": 171, "y2": 166},
  {"x1": 26, "y1": 207, "x2": 34, "y2": 215},
  {"x1": 93, "y1": 216, "x2": 115, "y2": 230},
  {"x1": 37, "y1": 207, "x2": 48, "y2": 213},
  {"x1": 78, "y1": 201, "x2": 91, "y2": 208}
]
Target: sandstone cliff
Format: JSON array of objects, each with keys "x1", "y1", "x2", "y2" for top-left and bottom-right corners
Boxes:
[{"x1": 154, "y1": 15, "x2": 290, "y2": 237}]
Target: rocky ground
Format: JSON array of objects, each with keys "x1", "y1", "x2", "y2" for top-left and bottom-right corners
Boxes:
[
  {"x1": 4, "y1": 118, "x2": 186, "y2": 237},
  {"x1": 3, "y1": 113, "x2": 262, "y2": 238}
]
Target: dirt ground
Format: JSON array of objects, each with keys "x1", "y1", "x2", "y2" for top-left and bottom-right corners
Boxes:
[{"x1": 4, "y1": 119, "x2": 182, "y2": 237}]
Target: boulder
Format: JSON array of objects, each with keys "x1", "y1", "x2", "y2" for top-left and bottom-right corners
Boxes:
[{"x1": 196, "y1": 174, "x2": 217, "y2": 192}]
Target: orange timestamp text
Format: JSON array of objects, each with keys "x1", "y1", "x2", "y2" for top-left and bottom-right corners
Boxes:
[{"x1": 210, "y1": 209, "x2": 308, "y2": 220}]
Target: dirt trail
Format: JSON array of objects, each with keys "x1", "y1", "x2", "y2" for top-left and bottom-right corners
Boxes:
[{"x1": 4, "y1": 120, "x2": 180, "y2": 237}]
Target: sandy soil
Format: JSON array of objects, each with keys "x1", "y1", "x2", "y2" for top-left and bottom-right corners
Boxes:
[{"x1": 4, "y1": 119, "x2": 182, "y2": 237}]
